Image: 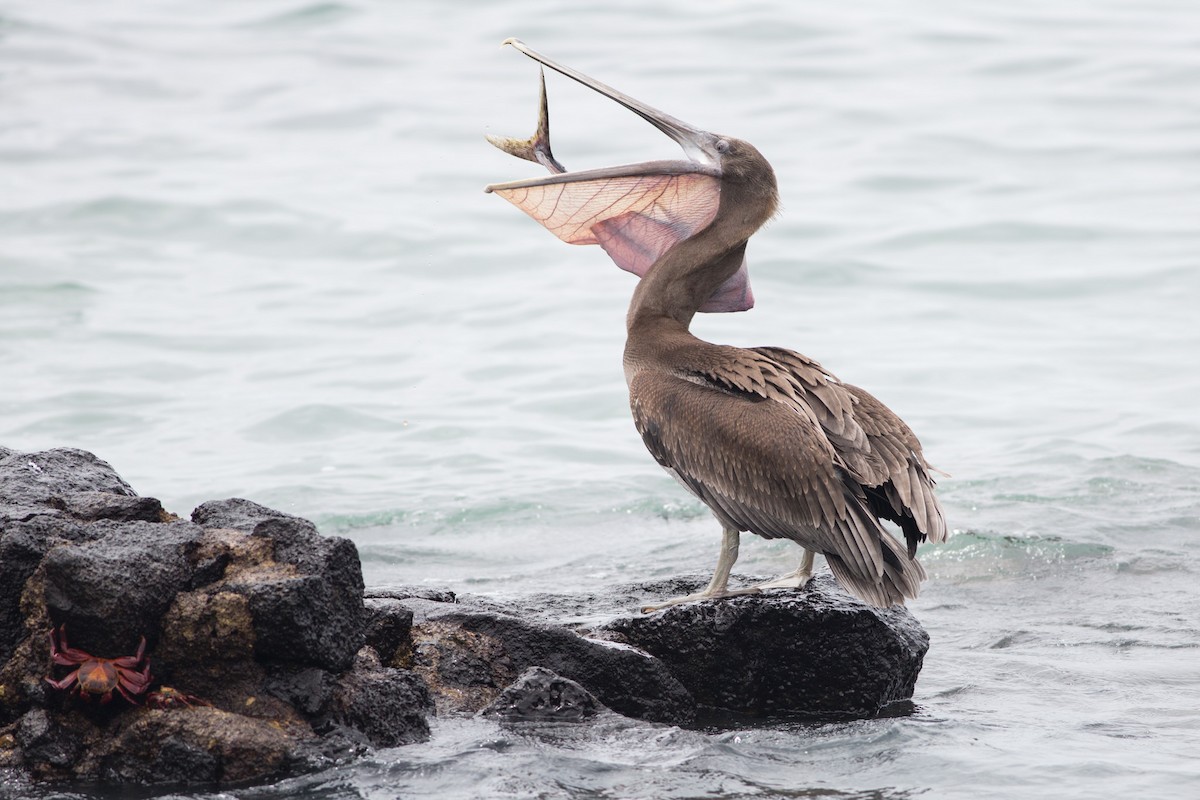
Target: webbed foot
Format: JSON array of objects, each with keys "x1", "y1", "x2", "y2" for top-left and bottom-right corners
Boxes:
[
  {"x1": 753, "y1": 571, "x2": 813, "y2": 591},
  {"x1": 641, "y1": 586, "x2": 761, "y2": 614},
  {"x1": 753, "y1": 549, "x2": 816, "y2": 592}
]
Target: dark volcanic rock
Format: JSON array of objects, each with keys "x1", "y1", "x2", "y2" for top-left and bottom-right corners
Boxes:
[
  {"x1": 16, "y1": 708, "x2": 82, "y2": 770},
  {"x1": 366, "y1": 587, "x2": 457, "y2": 604},
  {"x1": 55, "y1": 491, "x2": 166, "y2": 523},
  {"x1": 266, "y1": 666, "x2": 338, "y2": 717},
  {"x1": 98, "y1": 708, "x2": 303, "y2": 786},
  {"x1": 0, "y1": 448, "x2": 136, "y2": 516},
  {"x1": 1, "y1": 445, "x2": 937, "y2": 789},
  {"x1": 324, "y1": 650, "x2": 434, "y2": 747},
  {"x1": 0, "y1": 448, "x2": 142, "y2": 664},
  {"x1": 195, "y1": 501, "x2": 366, "y2": 672},
  {"x1": 606, "y1": 574, "x2": 929, "y2": 719},
  {"x1": 363, "y1": 598, "x2": 415, "y2": 666},
  {"x1": 482, "y1": 666, "x2": 601, "y2": 722},
  {"x1": 191, "y1": 497, "x2": 292, "y2": 532},
  {"x1": 0, "y1": 519, "x2": 71, "y2": 664},
  {"x1": 0, "y1": 447, "x2": 434, "y2": 789},
  {"x1": 408, "y1": 598, "x2": 695, "y2": 725},
  {"x1": 42, "y1": 520, "x2": 205, "y2": 655}
]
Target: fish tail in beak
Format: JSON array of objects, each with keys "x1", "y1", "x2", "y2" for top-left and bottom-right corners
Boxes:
[
  {"x1": 499, "y1": 38, "x2": 721, "y2": 167},
  {"x1": 485, "y1": 67, "x2": 565, "y2": 174}
]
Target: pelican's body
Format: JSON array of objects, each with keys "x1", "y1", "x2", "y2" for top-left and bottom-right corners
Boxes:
[{"x1": 487, "y1": 41, "x2": 946, "y2": 610}]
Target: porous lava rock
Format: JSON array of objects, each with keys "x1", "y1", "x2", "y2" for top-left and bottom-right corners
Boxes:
[
  {"x1": 321, "y1": 648, "x2": 433, "y2": 748},
  {"x1": 605, "y1": 574, "x2": 929, "y2": 719},
  {"x1": 192, "y1": 503, "x2": 367, "y2": 674},
  {"x1": 363, "y1": 597, "x2": 416, "y2": 666},
  {"x1": 0, "y1": 447, "x2": 432, "y2": 787}
]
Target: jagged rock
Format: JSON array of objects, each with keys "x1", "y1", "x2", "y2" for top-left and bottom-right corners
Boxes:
[
  {"x1": 367, "y1": 587, "x2": 457, "y2": 604},
  {"x1": 605, "y1": 574, "x2": 929, "y2": 719},
  {"x1": 0, "y1": 447, "x2": 434, "y2": 788},
  {"x1": 15, "y1": 708, "x2": 81, "y2": 770},
  {"x1": 0, "y1": 448, "x2": 136, "y2": 517},
  {"x1": 0, "y1": 448, "x2": 144, "y2": 665},
  {"x1": 482, "y1": 666, "x2": 601, "y2": 722},
  {"x1": 190, "y1": 497, "x2": 291, "y2": 532},
  {"x1": 363, "y1": 598, "x2": 415, "y2": 666},
  {"x1": 0, "y1": 519, "x2": 69, "y2": 665},
  {"x1": 42, "y1": 520, "x2": 205, "y2": 655},
  {"x1": 323, "y1": 649, "x2": 434, "y2": 747},
  {"x1": 266, "y1": 665, "x2": 338, "y2": 717},
  {"x1": 194, "y1": 502, "x2": 367, "y2": 673},
  {"x1": 97, "y1": 707, "x2": 305, "y2": 786},
  {"x1": 53, "y1": 492, "x2": 166, "y2": 524},
  {"x1": 406, "y1": 596, "x2": 695, "y2": 725}
]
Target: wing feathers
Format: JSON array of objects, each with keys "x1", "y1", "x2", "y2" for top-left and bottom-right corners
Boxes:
[{"x1": 631, "y1": 343, "x2": 946, "y2": 607}]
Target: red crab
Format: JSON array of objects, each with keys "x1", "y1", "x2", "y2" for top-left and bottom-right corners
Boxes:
[
  {"x1": 45, "y1": 626, "x2": 152, "y2": 705},
  {"x1": 145, "y1": 686, "x2": 211, "y2": 710}
]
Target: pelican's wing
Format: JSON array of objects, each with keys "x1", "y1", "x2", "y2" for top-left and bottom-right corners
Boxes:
[
  {"x1": 629, "y1": 365, "x2": 925, "y2": 607},
  {"x1": 841, "y1": 383, "x2": 948, "y2": 552},
  {"x1": 749, "y1": 346, "x2": 947, "y2": 556}
]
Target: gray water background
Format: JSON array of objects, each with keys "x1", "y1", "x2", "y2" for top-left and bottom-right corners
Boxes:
[{"x1": 2, "y1": 1, "x2": 1199, "y2": 798}]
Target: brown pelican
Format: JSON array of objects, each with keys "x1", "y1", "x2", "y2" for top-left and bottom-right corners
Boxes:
[{"x1": 486, "y1": 40, "x2": 947, "y2": 611}]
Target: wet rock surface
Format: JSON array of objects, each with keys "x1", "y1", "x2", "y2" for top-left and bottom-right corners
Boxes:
[
  {"x1": 0, "y1": 446, "x2": 933, "y2": 790},
  {"x1": 482, "y1": 666, "x2": 602, "y2": 722},
  {"x1": 393, "y1": 576, "x2": 928, "y2": 725},
  {"x1": 402, "y1": 595, "x2": 696, "y2": 725},
  {"x1": 606, "y1": 574, "x2": 930, "y2": 719}
]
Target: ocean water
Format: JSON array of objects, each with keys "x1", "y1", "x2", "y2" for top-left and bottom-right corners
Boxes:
[{"x1": 2, "y1": 0, "x2": 1199, "y2": 798}]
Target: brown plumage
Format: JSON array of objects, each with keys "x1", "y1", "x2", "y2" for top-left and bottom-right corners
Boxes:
[{"x1": 487, "y1": 40, "x2": 947, "y2": 610}]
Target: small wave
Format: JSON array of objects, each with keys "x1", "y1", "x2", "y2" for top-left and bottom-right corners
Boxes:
[
  {"x1": 0, "y1": 281, "x2": 95, "y2": 299},
  {"x1": 922, "y1": 529, "x2": 1113, "y2": 581},
  {"x1": 243, "y1": 403, "x2": 403, "y2": 443},
  {"x1": 876, "y1": 220, "x2": 1108, "y2": 250},
  {"x1": 0, "y1": 196, "x2": 408, "y2": 261},
  {"x1": 235, "y1": 2, "x2": 360, "y2": 30}
]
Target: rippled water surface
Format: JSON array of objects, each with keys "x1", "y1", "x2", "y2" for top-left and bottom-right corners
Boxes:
[{"x1": 3, "y1": 1, "x2": 1199, "y2": 798}]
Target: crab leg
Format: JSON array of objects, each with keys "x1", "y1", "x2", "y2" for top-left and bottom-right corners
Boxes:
[
  {"x1": 110, "y1": 636, "x2": 147, "y2": 668},
  {"x1": 49, "y1": 627, "x2": 94, "y2": 665},
  {"x1": 45, "y1": 672, "x2": 78, "y2": 691}
]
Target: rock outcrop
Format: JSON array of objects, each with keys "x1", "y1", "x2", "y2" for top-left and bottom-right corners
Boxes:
[
  {"x1": 0, "y1": 445, "x2": 932, "y2": 790},
  {"x1": 0, "y1": 447, "x2": 431, "y2": 786},
  {"x1": 396, "y1": 594, "x2": 695, "y2": 724},
  {"x1": 606, "y1": 575, "x2": 929, "y2": 719},
  {"x1": 481, "y1": 667, "x2": 602, "y2": 722},
  {"x1": 376, "y1": 579, "x2": 927, "y2": 725}
]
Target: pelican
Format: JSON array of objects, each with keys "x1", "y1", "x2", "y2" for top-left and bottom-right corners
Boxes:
[{"x1": 486, "y1": 40, "x2": 947, "y2": 612}]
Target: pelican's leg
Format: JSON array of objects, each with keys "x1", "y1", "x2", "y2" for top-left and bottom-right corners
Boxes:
[
  {"x1": 641, "y1": 527, "x2": 761, "y2": 614},
  {"x1": 754, "y1": 548, "x2": 816, "y2": 591}
]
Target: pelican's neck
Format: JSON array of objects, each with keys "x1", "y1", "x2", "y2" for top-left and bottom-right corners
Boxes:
[
  {"x1": 626, "y1": 233, "x2": 748, "y2": 334},
  {"x1": 622, "y1": 229, "x2": 748, "y2": 384},
  {"x1": 623, "y1": 160, "x2": 776, "y2": 370}
]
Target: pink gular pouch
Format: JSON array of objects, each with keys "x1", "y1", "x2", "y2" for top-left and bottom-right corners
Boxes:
[{"x1": 484, "y1": 41, "x2": 753, "y2": 314}]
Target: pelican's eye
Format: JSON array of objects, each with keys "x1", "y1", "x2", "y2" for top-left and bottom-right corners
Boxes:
[{"x1": 715, "y1": 139, "x2": 731, "y2": 154}]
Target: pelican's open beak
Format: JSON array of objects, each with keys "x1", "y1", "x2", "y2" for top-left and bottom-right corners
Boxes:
[
  {"x1": 485, "y1": 41, "x2": 754, "y2": 314},
  {"x1": 499, "y1": 38, "x2": 724, "y2": 170}
]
